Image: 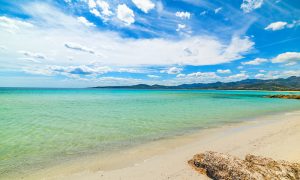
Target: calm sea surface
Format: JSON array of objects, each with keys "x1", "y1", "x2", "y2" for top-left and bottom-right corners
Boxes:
[{"x1": 1, "y1": 88, "x2": 300, "y2": 176}]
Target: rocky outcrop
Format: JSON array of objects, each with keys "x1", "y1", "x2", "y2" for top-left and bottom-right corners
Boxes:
[
  {"x1": 188, "y1": 151, "x2": 300, "y2": 180},
  {"x1": 267, "y1": 94, "x2": 300, "y2": 100}
]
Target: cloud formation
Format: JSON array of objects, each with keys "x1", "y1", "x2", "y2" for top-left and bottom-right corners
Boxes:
[
  {"x1": 265, "y1": 20, "x2": 300, "y2": 31},
  {"x1": 88, "y1": 0, "x2": 113, "y2": 21},
  {"x1": 175, "y1": 11, "x2": 191, "y2": 19},
  {"x1": 64, "y1": 43, "x2": 95, "y2": 54},
  {"x1": 214, "y1": 7, "x2": 222, "y2": 14},
  {"x1": 255, "y1": 70, "x2": 300, "y2": 80},
  {"x1": 176, "y1": 72, "x2": 220, "y2": 83},
  {"x1": 176, "y1": 72, "x2": 249, "y2": 84},
  {"x1": 265, "y1": 21, "x2": 287, "y2": 31},
  {"x1": 271, "y1": 52, "x2": 300, "y2": 65},
  {"x1": 24, "y1": 65, "x2": 111, "y2": 77},
  {"x1": 96, "y1": 0, "x2": 113, "y2": 16},
  {"x1": 242, "y1": 58, "x2": 268, "y2": 65},
  {"x1": 132, "y1": 0, "x2": 155, "y2": 13},
  {"x1": 1, "y1": 0, "x2": 299, "y2": 87},
  {"x1": 176, "y1": 24, "x2": 186, "y2": 32},
  {"x1": 77, "y1": 16, "x2": 95, "y2": 27},
  {"x1": 19, "y1": 51, "x2": 46, "y2": 59},
  {"x1": 147, "y1": 74, "x2": 160, "y2": 78},
  {"x1": 226, "y1": 73, "x2": 249, "y2": 82},
  {"x1": 161, "y1": 67, "x2": 183, "y2": 74},
  {"x1": 0, "y1": 12, "x2": 255, "y2": 67},
  {"x1": 240, "y1": 0, "x2": 263, "y2": 13},
  {"x1": 200, "y1": 11, "x2": 207, "y2": 16},
  {"x1": 117, "y1": 4, "x2": 135, "y2": 25},
  {"x1": 0, "y1": 16, "x2": 33, "y2": 33},
  {"x1": 217, "y1": 69, "x2": 231, "y2": 74}
]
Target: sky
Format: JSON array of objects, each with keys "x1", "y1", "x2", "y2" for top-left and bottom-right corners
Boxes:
[{"x1": 0, "y1": 0, "x2": 299, "y2": 87}]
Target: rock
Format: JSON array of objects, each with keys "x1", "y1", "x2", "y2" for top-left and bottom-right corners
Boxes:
[
  {"x1": 188, "y1": 151, "x2": 300, "y2": 180},
  {"x1": 267, "y1": 95, "x2": 300, "y2": 100}
]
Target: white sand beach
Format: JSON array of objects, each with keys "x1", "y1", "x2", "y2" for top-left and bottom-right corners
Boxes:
[{"x1": 24, "y1": 110, "x2": 300, "y2": 180}]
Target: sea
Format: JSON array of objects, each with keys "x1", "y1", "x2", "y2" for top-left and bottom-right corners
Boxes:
[{"x1": 1, "y1": 88, "x2": 300, "y2": 177}]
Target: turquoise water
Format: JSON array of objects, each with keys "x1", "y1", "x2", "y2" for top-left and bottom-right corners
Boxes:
[{"x1": 1, "y1": 88, "x2": 300, "y2": 176}]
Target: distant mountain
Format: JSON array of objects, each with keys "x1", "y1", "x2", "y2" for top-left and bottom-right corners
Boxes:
[{"x1": 93, "y1": 76, "x2": 300, "y2": 91}]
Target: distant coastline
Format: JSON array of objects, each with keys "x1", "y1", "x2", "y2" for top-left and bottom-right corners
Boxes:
[{"x1": 93, "y1": 76, "x2": 300, "y2": 91}]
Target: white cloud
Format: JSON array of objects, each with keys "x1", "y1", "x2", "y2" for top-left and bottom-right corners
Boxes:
[
  {"x1": 88, "y1": 0, "x2": 112, "y2": 21},
  {"x1": 178, "y1": 36, "x2": 253, "y2": 64},
  {"x1": 147, "y1": 74, "x2": 160, "y2": 78},
  {"x1": 264, "y1": 21, "x2": 300, "y2": 31},
  {"x1": 287, "y1": 20, "x2": 300, "y2": 28},
  {"x1": 132, "y1": 0, "x2": 155, "y2": 13},
  {"x1": 200, "y1": 11, "x2": 207, "y2": 16},
  {"x1": 0, "y1": 16, "x2": 33, "y2": 33},
  {"x1": 95, "y1": 77, "x2": 143, "y2": 86},
  {"x1": 176, "y1": 24, "x2": 186, "y2": 32},
  {"x1": 156, "y1": 1, "x2": 164, "y2": 14},
  {"x1": 117, "y1": 68, "x2": 146, "y2": 73},
  {"x1": 279, "y1": 70, "x2": 300, "y2": 77},
  {"x1": 241, "y1": 0, "x2": 263, "y2": 13},
  {"x1": 271, "y1": 52, "x2": 300, "y2": 65},
  {"x1": 117, "y1": 4, "x2": 135, "y2": 25},
  {"x1": 96, "y1": 0, "x2": 113, "y2": 17},
  {"x1": 176, "y1": 24, "x2": 192, "y2": 37},
  {"x1": 24, "y1": 65, "x2": 111, "y2": 77},
  {"x1": 242, "y1": 58, "x2": 268, "y2": 65},
  {"x1": 97, "y1": 35, "x2": 252, "y2": 66},
  {"x1": 88, "y1": 0, "x2": 97, "y2": 9},
  {"x1": 176, "y1": 74, "x2": 185, "y2": 78},
  {"x1": 225, "y1": 73, "x2": 249, "y2": 82},
  {"x1": 19, "y1": 57, "x2": 42, "y2": 63},
  {"x1": 254, "y1": 73, "x2": 265, "y2": 79},
  {"x1": 254, "y1": 70, "x2": 300, "y2": 80},
  {"x1": 187, "y1": 72, "x2": 218, "y2": 78},
  {"x1": 178, "y1": 72, "x2": 220, "y2": 83},
  {"x1": 64, "y1": 0, "x2": 72, "y2": 4},
  {"x1": 161, "y1": 67, "x2": 183, "y2": 74},
  {"x1": 221, "y1": 36, "x2": 254, "y2": 61},
  {"x1": 23, "y1": 67, "x2": 54, "y2": 76},
  {"x1": 175, "y1": 71, "x2": 249, "y2": 83},
  {"x1": 237, "y1": 66, "x2": 244, "y2": 69},
  {"x1": 175, "y1": 11, "x2": 191, "y2": 19},
  {"x1": 284, "y1": 62, "x2": 297, "y2": 66},
  {"x1": 64, "y1": 42, "x2": 95, "y2": 54},
  {"x1": 90, "y1": 8, "x2": 101, "y2": 17},
  {"x1": 0, "y1": 2, "x2": 256, "y2": 80},
  {"x1": 214, "y1": 7, "x2": 222, "y2": 14},
  {"x1": 264, "y1": 21, "x2": 287, "y2": 31},
  {"x1": 77, "y1": 16, "x2": 95, "y2": 27},
  {"x1": 2, "y1": 15, "x2": 254, "y2": 66},
  {"x1": 217, "y1": 69, "x2": 231, "y2": 74},
  {"x1": 19, "y1": 50, "x2": 46, "y2": 59}
]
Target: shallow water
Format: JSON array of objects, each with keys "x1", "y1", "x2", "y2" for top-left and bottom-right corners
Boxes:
[{"x1": 1, "y1": 88, "x2": 300, "y2": 176}]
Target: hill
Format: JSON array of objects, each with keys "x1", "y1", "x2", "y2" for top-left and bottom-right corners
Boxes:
[{"x1": 94, "y1": 76, "x2": 300, "y2": 91}]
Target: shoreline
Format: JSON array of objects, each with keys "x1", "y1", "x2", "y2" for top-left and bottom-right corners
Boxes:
[{"x1": 17, "y1": 109, "x2": 300, "y2": 180}]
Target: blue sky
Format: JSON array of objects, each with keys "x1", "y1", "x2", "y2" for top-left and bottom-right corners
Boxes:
[{"x1": 0, "y1": 0, "x2": 299, "y2": 87}]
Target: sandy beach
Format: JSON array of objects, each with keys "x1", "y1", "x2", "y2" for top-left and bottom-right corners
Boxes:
[{"x1": 20, "y1": 110, "x2": 300, "y2": 180}]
